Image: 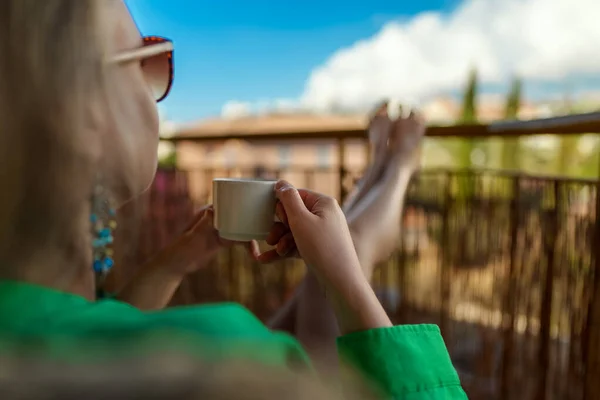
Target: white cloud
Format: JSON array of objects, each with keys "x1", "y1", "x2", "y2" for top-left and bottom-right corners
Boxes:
[
  {"x1": 300, "y1": 0, "x2": 600, "y2": 111},
  {"x1": 159, "y1": 120, "x2": 178, "y2": 138},
  {"x1": 221, "y1": 100, "x2": 253, "y2": 119},
  {"x1": 157, "y1": 140, "x2": 175, "y2": 160},
  {"x1": 221, "y1": 98, "x2": 301, "y2": 117}
]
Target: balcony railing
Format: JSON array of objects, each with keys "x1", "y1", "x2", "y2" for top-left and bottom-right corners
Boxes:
[{"x1": 118, "y1": 112, "x2": 600, "y2": 400}]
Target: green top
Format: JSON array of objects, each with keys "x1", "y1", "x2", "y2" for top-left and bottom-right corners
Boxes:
[{"x1": 0, "y1": 281, "x2": 466, "y2": 399}]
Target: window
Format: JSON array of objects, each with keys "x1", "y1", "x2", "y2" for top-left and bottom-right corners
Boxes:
[
  {"x1": 223, "y1": 147, "x2": 235, "y2": 168},
  {"x1": 278, "y1": 145, "x2": 291, "y2": 169},
  {"x1": 317, "y1": 145, "x2": 330, "y2": 168}
]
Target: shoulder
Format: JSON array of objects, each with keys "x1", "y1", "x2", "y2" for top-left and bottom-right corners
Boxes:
[
  {"x1": 0, "y1": 281, "x2": 309, "y2": 367},
  {"x1": 51, "y1": 299, "x2": 266, "y2": 337},
  {"x1": 0, "y1": 280, "x2": 260, "y2": 338},
  {"x1": 76, "y1": 300, "x2": 309, "y2": 367},
  {"x1": 140, "y1": 302, "x2": 270, "y2": 337}
]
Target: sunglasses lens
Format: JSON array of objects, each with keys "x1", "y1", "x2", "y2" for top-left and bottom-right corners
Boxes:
[{"x1": 142, "y1": 50, "x2": 171, "y2": 102}]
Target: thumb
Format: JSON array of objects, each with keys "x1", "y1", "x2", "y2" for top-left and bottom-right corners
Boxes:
[
  {"x1": 275, "y1": 180, "x2": 309, "y2": 222},
  {"x1": 185, "y1": 205, "x2": 213, "y2": 232},
  {"x1": 191, "y1": 207, "x2": 216, "y2": 237}
]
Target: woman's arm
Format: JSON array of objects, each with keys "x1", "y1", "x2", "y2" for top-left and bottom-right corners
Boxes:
[
  {"x1": 324, "y1": 261, "x2": 467, "y2": 399},
  {"x1": 112, "y1": 204, "x2": 260, "y2": 310},
  {"x1": 112, "y1": 206, "x2": 227, "y2": 309},
  {"x1": 114, "y1": 250, "x2": 186, "y2": 310},
  {"x1": 270, "y1": 111, "x2": 417, "y2": 369},
  {"x1": 337, "y1": 324, "x2": 468, "y2": 399},
  {"x1": 270, "y1": 180, "x2": 466, "y2": 399}
]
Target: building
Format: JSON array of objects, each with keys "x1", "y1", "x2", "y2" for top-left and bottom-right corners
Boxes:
[
  {"x1": 172, "y1": 112, "x2": 371, "y2": 201},
  {"x1": 169, "y1": 96, "x2": 565, "y2": 201}
]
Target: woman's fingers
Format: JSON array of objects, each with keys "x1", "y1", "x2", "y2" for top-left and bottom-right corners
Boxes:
[
  {"x1": 245, "y1": 240, "x2": 261, "y2": 260},
  {"x1": 274, "y1": 181, "x2": 310, "y2": 222},
  {"x1": 256, "y1": 249, "x2": 282, "y2": 264},
  {"x1": 266, "y1": 222, "x2": 288, "y2": 246},
  {"x1": 235, "y1": 222, "x2": 297, "y2": 264},
  {"x1": 255, "y1": 248, "x2": 299, "y2": 264},
  {"x1": 275, "y1": 202, "x2": 288, "y2": 226},
  {"x1": 255, "y1": 232, "x2": 298, "y2": 264},
  {"x1": 186, "y1": 205, "x2": 213, "y2": 232},
  {"x1": 276, "y1": 232, "x2": 296, "y2": 256}
]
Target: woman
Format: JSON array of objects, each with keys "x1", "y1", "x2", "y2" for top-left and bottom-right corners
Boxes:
[{"x1": 0, "y1": 1, "x2": 467, "y2": 398}]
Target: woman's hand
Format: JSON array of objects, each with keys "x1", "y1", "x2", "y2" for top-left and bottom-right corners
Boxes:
[
  {"x1": 116, "y1": 205, "x2": 259, "y2": 310},
  {"x1": 259, "y1": 180, "x2": 392, "y2": 334},
  {"x1": 389, "y1": 111, "x2": 426, "y2": 169},
  {"x1": 155, "y1": 205, "x2": 259, "y2": 276}
]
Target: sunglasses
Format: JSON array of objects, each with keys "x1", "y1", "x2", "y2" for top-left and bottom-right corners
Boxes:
[{"x1": 110, "y1": 36, "x2": 174, "y2": 103}]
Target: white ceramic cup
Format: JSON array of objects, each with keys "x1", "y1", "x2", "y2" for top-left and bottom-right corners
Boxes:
[{"x1": 212, "y1": 178, "x2": 277, "y2": 241}]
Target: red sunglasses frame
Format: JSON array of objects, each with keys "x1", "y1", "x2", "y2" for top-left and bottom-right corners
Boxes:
[{"x1": 143, "y1": 36, "x2": 174, "y2": 103}]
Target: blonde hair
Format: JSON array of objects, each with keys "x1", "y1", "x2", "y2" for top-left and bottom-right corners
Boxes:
[{"x1": 0, "y1": 1, "x2": 121, "y2": 283}]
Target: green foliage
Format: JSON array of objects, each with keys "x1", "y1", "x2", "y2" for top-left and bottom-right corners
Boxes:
[
  {"x1": 556, "y1": 135, "x2": 580, "y2": 176},
  {"x1": 421, "y1": 69, "x2": 599, "y2": 179},
  {"x1": 579, "y1": 146, "x2": 600, "y2": 178},
  {"x1": 455, "y1": 69, "x2": 479, "y2": 197},
  {"x1": 455, "y1": 68, "x2": 479, "y2": 169},
  {"x1": 460, "y1": 69, "x2": 479, "y2": 124},
  {"x1": 500, "y1": 77, "x2": 522, "y2": 171},
  {"x1": 555, "y1": 100, "x2": 584, "y2": 177},
  {"x1": 158, "y1": 150, "x2": 177, "y2": 169},
  {"x1": 504, "y1": 78, "x2": 522, "y2": 119}
]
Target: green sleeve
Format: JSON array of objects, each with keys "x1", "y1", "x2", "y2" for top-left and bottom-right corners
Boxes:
[{"x1": 337, "y1": 324, "x2": 467, "y2": 399}]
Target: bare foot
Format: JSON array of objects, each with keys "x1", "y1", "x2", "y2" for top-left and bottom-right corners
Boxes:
[
  {"x1": 346, "y1": 111, "x2": 426, "y2": 279},
  {"x1": 388, "y1": 111, "x2": 425, "y2": 170},
  {"x1": 342, "y1": 101, "x2": 393, "y2": 213}
]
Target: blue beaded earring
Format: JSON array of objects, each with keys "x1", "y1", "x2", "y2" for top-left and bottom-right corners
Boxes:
[{"x1": 91, "y1": 181, "x2": 117, "y2": 297}]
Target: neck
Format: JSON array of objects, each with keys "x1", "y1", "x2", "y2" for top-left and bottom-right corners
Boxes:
[
  {"x1": 24, "y1": 255, "x2": 96, "y2": 301},
  {"x1": 0, "y1": 205, "x2": 96, "y2": 301}
]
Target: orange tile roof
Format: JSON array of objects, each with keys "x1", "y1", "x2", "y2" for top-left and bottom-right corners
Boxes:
[{"x1": 175, "y1": 113, "x2": 369, "y2": 138}]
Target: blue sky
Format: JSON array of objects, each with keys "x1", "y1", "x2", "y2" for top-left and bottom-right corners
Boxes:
[{"x1": 127, "y1": 0, "x2": 458, "y2": 122}]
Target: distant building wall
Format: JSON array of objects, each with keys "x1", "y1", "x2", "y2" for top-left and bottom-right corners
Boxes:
[{"x1": 176, "y1": 138, "x2": 367, "y2": 202}]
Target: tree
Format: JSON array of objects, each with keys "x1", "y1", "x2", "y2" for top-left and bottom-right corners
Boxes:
[
  {"x1": 504, "y1": 78, "x2": 522, "y2": 120},
  {"x1": 456, "y1": 69, "x2": 478, "y2": 171},
  {"x1": 556, "y1": 95, "x2": 579, "y2": 176},
  {"x1": 500, "y1": 78, "x2": 523, "y2": 171},
  {"x1": 556, "y1": 134, "x2": 579, "y2": 176},
  {"x1": 157, "y1": 110, "x2": 178, "y2": 169},
  {"x1": 461, "y1": 68, "x2": 479, "y2": 124},
  {"x1": 454, "y1": 69, "x2": 479, "y2": 198}
]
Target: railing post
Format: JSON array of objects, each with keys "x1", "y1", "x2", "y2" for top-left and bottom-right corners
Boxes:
[
  {"x1": 583, "y1": 167, "x2": 600, "y2": 400},
  {"x1": 439, "y1": 172, "x2": 452, "y2": 338},
  {"x1": 501, "y1": 175, "x2": 521, "y2": 400},
  {"x1": 537, "y1": 182, "x2": 560, "y2": 400}
]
